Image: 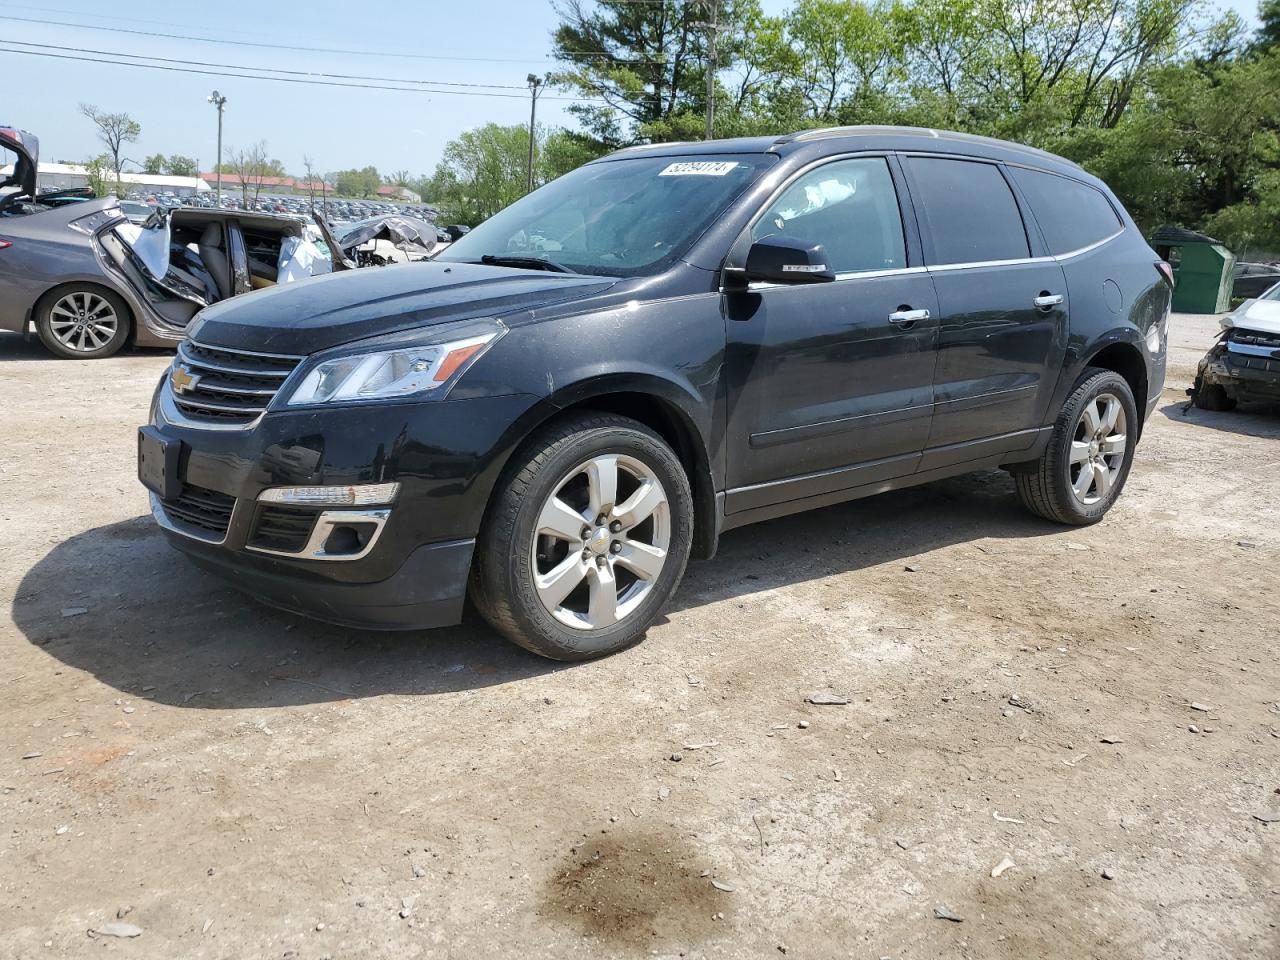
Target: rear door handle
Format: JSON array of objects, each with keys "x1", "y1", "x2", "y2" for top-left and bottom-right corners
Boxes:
[
  {"x1": 888, "y1": 308, "x2": 930, "y2": 326},
  {"x1": 1034, "y1": 293, "x2": 1065, "y2": 309}
]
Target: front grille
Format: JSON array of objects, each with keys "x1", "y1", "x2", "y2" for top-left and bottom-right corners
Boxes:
[
  {"x1": 170, "y1": 340, "x2": 304, "y2": 426},
  {"x1": 248, "y1": 504, "x2": 319, "y2": 553},
  {"x1": 160, "y1": 483, "x2": 235, "y2": 539}
]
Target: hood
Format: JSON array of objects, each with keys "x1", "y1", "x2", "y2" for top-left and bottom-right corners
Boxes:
[
  {"x1": 1223, "y1": 298, "x2": 1280, "y2": 337},
  {"x1": 189, "y1": 260, "x2": 619, "y2": 354},
  {"x1": 0, "y1": 125, "x2": 38, "y2": 199}
]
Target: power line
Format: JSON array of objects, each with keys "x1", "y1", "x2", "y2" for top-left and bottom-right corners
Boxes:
[
  {"x1": 0, "y1": 44, "x2": 664, "y2": 104},
  {"x1": 0, "y1": 13, "x2": 670, "y2": 64},
  {"x1": 2, "y1": 39, "x2": 529, "y2": 90}
]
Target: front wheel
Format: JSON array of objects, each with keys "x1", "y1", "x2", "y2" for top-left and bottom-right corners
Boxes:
[
  {"x1": 1014, "y1": 368, "x2": 1138, "y2": 525},
  {"x1": 471, "y1": 413, "x2": 694, "y2": 661}
]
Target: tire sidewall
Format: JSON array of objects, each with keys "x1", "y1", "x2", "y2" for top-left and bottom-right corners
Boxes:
[
  {"x1": 1052, "y1": 370, "x2": 1139, "y2": 523},
  {"x1": 36, "y1": 286, "x2": 132, "y2": 360},
  {"x1": 496, "y1": 422, "x2": 693, "y2": 660}
]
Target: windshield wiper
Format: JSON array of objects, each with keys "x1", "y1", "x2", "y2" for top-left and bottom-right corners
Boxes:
[{"x1": 476, "y1": 254, "x2": 573, "y2": 273}]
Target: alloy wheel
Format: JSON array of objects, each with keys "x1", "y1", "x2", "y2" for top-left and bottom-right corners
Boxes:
[
  {"x1": 531, "y1": 453, "x2": 671, "y2": 630},
  {"x1": 1068, "y1": 392, "x2": 1128, "y2": 505},
  {"x1": 48, "y1": 292, "x2": 119, "y2": 353}
]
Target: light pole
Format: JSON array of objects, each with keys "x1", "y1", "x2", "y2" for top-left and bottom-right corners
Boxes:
[
  {"x1": 207, "y1": 90, "x2": 227, "y2": 206},
  {"x1": 526, "y1": 74, "x2": 543, "y2": 194}
]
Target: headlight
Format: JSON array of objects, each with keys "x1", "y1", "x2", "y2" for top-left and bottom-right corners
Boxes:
[{"x1": 285, "y1": 326, "x2": 501, "y2": 406}]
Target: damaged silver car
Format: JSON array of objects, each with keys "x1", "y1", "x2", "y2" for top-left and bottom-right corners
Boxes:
[
  {"x1": 1, "y1": 126, "x2": 440, "y2": 359},
  {"x1": 1191, "y1": 283, "x2": 1280, "y2": 411}
]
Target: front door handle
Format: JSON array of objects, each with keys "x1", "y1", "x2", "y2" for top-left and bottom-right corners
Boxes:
[
  {"x1": 888, "y1": 308, "x2": 930, "y2": 327},
  {"x1": 1034, "y1": 293, "x2": 1065, "y2": 309}
]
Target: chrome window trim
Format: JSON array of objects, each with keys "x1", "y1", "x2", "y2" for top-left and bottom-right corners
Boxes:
[
  {"x1": 245, "y1": 508, "x2": 391, "y2": 562},
  {"x1": 149, "y1": 491, "x2": 239, "y2": 546},
  {"x1": 927, "y1": 255, "x2": 1056, "y2": 273},
  {"x1": 747, "y1": 265, "x2": 926, "y2": 291},
  {"x1": 1051, "y1": 229, "x2": 1124, "y2": 261}
]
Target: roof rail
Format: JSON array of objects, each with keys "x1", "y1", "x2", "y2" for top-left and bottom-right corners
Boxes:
[{"x1": 774, "y1": 124, "x2": 1083, "y2": 170}]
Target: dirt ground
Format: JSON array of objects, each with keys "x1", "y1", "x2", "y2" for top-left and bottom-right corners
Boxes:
[{"x1": 1, "y1": 314, "x2": 1277, "y2": 960}]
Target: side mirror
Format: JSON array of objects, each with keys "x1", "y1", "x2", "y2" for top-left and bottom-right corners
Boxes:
[{"x1": 744, "y1": 235, "x2": 836, "y2": 285}]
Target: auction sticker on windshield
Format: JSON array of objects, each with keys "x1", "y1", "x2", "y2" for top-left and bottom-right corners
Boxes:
[{"x1": 658, "y1": 161, "x2": 740, "y2": 177}]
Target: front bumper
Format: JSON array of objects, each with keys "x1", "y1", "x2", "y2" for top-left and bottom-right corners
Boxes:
[
  {"x1": 145, "y1": 384, "x2": 539, "y2": 630},
  {"x1": 1197, "y1": 337, "x2": 1280, "y2": 403}
]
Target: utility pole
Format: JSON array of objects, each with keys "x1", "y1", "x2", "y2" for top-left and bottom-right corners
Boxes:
[
  {"x1": 700, "y1": 0, "x2": 722, "y2": 140},
  {"x1": 207, "y1": 90, "x2": 227, "y2": 207},
  {"x1": 526, "y1": 74, "x2": 544, "y2": 194}
]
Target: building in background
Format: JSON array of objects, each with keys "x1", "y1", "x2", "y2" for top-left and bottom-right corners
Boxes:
[{"x1": 0, "y1": 161, "x2": 209, "y2": 197}]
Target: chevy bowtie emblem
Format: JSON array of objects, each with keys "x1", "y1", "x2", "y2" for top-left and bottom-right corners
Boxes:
[{"x1": 170, "y1": 364, "x2": 200, "y2": 394}]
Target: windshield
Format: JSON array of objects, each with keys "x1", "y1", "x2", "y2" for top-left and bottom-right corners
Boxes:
[
  {"x1": 1262, "y1": 280, "x2": 1280, "y2": 301},
  {"x1": 438, "y1": 153, "x2": 775, "y2": 277}
]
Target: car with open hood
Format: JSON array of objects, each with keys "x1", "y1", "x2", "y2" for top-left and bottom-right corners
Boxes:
[
  {"x1": 0, "y1": 126, "x2": 439, "y2": 359},
  {"x1": 138, "y1": 125, "x2": 1171, "y2": 661},
  {"x1": 1191, "y1": 282, "x2": 1280, "y2": 411}
]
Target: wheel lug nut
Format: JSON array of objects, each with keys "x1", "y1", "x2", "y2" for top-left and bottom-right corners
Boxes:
[
  {"x1": 610, "y1": 542, "x2": 622, "y2": 554},
  {"x1": 595, "y1": 514, "x2": 607, "y2": 526},
  {"x1": 610, "y1": 521, "x2": 622, "y2": 532}
]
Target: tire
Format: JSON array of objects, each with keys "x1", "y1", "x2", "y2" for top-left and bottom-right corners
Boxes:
[
  {"x1": 1014, "y1": 368, "x2": 1139, "y2": 525},
  {"x1": 1192, "y1": 377, "x2": 1236, "y2": 412},
  {"x1": 35, "y1": 285, "x2": 132, "y2": 359},
  {"x1": 471, "y1": 412, "x2": 694, "y2": 661}
]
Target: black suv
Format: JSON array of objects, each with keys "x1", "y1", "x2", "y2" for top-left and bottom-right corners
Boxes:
[{"x1": 139, "y1": 126, "x2": 1171, "y2": 661}]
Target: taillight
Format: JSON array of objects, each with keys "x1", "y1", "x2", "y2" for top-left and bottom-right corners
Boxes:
[
  {"x1": 1156, "y1": 261, "x2": 1175, "y2": 287},
  {"x1": 0, "y1": 239, "x2": 11, "y2": 250}
]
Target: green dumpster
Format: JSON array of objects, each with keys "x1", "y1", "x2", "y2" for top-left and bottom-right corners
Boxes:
[{"x1": 1150, "y1": 226, "x2": 1235, "y2": 314}]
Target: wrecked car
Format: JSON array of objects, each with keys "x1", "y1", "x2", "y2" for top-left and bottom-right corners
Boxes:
[
  {"x1": 1191, "y1": 283, "x2": 1280, "y2": 411},
  {"x1": 1, "y1": 126, "x2": 440, "y2": 359}
]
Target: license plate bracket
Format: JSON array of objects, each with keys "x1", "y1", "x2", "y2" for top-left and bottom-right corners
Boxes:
[{"x1": 137, "y1": 426, "x2": 181, "y2": 501}]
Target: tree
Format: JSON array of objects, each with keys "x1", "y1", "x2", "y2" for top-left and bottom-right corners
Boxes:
[
  {"x1": 334, "y1": 166, "x2": 381, "y2": 198},
  {"x1": 164, "y1": 155, "x2": 198, "y2": 177},
  {"x1": 83, "y1": 154, "x2": 115, "y2": 199},
  {"x1": 78, "y1": 104, "x2": 140, "y2": 194},
  {"x1": 142, "y1": 153, "x2": 166, "y2": 175},
  {"x1": 424, "y1": 124, "x2": 536, "y2": 225},
  {"x1": 550, "y1": 0, "x2": 764, "y2": 146},
  {"x1": 1259, "y1": 0, "x2": 1280, "y2": 51},
  {"x1": 302, "y1": 155, "x2": 325, "y2": 210},
  {"x1": 226, "y1": 141, "x2": 272, "y2": 207}
]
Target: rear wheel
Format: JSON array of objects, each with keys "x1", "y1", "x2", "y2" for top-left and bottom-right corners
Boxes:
[
  {"x1": 35, "y1": 286, "x2": 131, "y2": 359},
  {"x1": 1014, "y1": 368, "x2": 1138, "y2": 525},
  {"x1": 471, "y1": 413, "x2": 694, "y2": 661}
]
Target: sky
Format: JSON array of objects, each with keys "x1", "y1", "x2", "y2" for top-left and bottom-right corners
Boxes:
[{"x1": 1, "y1": 0, "x2": 1259, "y2": 181}]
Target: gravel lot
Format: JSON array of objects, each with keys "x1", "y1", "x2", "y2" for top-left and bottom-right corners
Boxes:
[{"x1": 1, "y1": 314, "x2": 1277, "y2": 959}]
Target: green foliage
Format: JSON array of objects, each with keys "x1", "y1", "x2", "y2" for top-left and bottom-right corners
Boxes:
[
  {"x1": 164, "y1": 155, "x2": 198, "y2": 177},
  {"x1": 334, "y1": 166, "x2": 382, "y2": 198},
  {"x1": 142, "y1": 153, "x2": 166, "y2": 175},
  {"x1": 84, "y1": 154, "x2": 115, "y2": 199}
]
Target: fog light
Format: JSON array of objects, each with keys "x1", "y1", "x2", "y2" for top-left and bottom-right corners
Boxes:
[{"x1": 258, "y1": 482, "x2": 400, "y2": 506}]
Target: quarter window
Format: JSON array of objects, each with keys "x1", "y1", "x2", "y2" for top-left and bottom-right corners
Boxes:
[
  {"x1": 752, "y1": 157, "x2": 906, "y2": 274},
  {"x1": 1008, "y1": 166, "x2": 1122, "y2": 256},
  {"x1": 906, "y1": 157, "x2": 1029, "y2": 265}
]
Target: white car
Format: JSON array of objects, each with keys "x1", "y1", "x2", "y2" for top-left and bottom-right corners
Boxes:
[{"x1": 1192, "y1": 283, "x2": 1280, "y2": 410}]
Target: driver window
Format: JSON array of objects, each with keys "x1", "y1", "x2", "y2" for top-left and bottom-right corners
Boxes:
[{"x1": 752, "y1": 157, "x2": 906, "y2": 275}]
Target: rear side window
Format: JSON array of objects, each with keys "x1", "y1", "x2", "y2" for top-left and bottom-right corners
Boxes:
[
  {"x1": 753, "y1": 157, "x2": 906, "y2": 274},
  {"x1": 906, "y1": 157, "x2": 1029, "y2": 265},
  {"x1": 1008, "y1": 166, "x2": 1122, "y2": 255}
]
